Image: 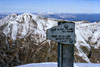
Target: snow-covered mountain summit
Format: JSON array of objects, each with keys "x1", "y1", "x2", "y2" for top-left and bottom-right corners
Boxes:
[{"x1": 0, "y1": 13, "x2": 57, "y2": 44}]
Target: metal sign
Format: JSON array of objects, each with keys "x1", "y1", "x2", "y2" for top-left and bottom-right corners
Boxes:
[{"x1": 47, "y1": 23, "x2": 75, "y2": 44}]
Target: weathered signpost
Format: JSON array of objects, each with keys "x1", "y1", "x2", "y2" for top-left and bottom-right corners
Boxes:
[{"x1": 47, "y1": 21, "x2": 75, "y2": 67}]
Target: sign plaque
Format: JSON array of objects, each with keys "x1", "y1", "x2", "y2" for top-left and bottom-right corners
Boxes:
[{"x1": 47, "y1": 23, "x2": 75, "y2": 44}]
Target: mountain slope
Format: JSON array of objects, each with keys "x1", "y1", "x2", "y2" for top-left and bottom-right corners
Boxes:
[{"x1": 75, "y1": 21, "x2": 100, "y2": 63}]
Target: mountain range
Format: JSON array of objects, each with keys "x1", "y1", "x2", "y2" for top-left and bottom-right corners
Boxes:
[
  {"x1": 0, "y1": 13, "x2": 100, "y2": 67},
  {"x1": 0, "y1": 13, "x2": 100, "y2": 22}
]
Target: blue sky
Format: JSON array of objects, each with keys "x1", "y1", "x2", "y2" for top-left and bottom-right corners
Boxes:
[{"x1": 0, "y1": 0, "x2": 100, "y2": 13}]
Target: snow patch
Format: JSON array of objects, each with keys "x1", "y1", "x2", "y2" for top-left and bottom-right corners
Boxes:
[{"x1": 16, "y1": 62, "x2": 100, "y2": 67}]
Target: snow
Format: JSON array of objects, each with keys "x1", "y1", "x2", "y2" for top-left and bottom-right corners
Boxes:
[
  {"x1": 3, "y1": 21, "x2": 18, "y2": 40},
  {"x1": 75, "y1": 23, "x2": 91, "y2": 62},
  {"x1": 11, "y1": 21, "x2": 18, "y2": 40},
  {"x1": 16, "y1": 62, "x2": 100, "y2": 67}
]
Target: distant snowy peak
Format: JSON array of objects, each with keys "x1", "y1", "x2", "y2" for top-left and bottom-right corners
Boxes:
[{"x1": 0, "y1": 13, "x2": 57, "y2": 42}]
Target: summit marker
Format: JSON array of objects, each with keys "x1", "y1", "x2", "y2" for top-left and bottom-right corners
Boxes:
[{"x1": 47, "y1": 21, "x2": 75, "y2": 67}]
